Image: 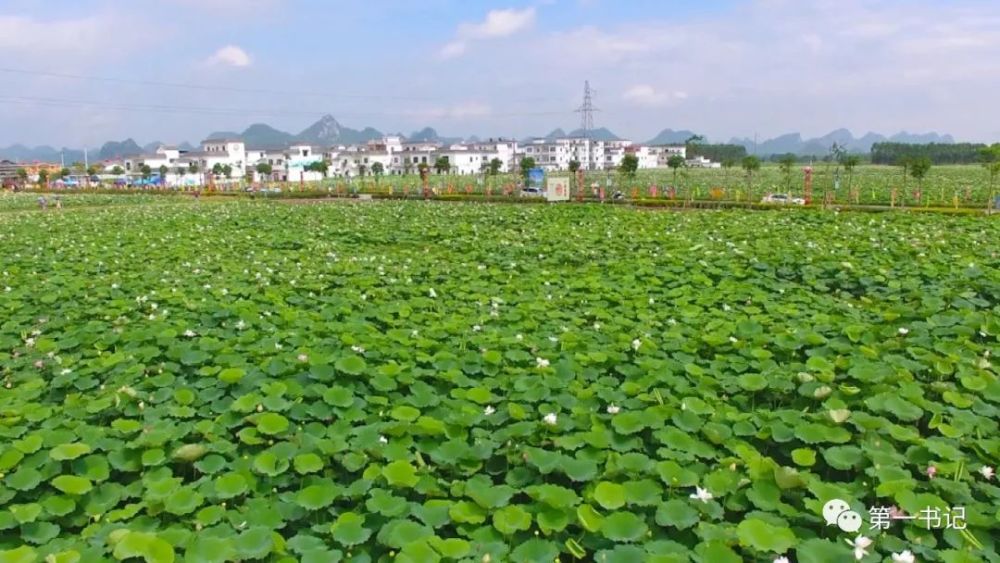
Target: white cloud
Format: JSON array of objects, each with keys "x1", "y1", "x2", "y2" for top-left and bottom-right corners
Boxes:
[
  {"x1": 403, "y1": 102, "x2": 493, "y2": 120},
  {"x1": 440, "y1": 7, "x2": 536, "y2": 58},
  {"x1": 0, "y1": 14, "x2": 149, "y2": 63},
  {"x1": 204, "y1": 45, "x2": 252, "y2": 67},
  {"x1": 622, "y1": 85, "x2": 687, "y2": 107}
]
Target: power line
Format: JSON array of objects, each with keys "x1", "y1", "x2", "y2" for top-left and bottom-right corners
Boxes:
[
  {"x1": 0, "y1": 67, "x2": 567, "y2": 105},
  {"x1": 0, "y1": 94, "x2": 573, "y2": 121}
]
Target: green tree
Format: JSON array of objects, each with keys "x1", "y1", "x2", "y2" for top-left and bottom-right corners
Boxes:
[
  {"x1": 158, "y1": 165, "x2": 168, "y2": 179},
  {"x1": 568, "y1": 160, "x2": 581, "y2": 174},
  {"x1": 86, "y1": 165, "x2": 99, "y2": 177},
  {"x1": 255, "y1": 162, "x2": 273, "y2": 176},
  {"x1": 16, "y1": 168, "x2": 28, "y2": 184},
  {"x1": 488, "y1": 158, "x2": 503, "y2": 176},
  {"x1": 433, "y1": 156, "x2": 450, "y2": 175},
  {"x1": 898, "y1": 156, "x2": 912, "y2": 192},
  {"x1": 38, "y1": 169, "x2": 49, "y2": 185},
  {"x1": 721, "y1": 158, "x2": 736, "y2": 190},
  {"x1": 306, "y1": 160, "x2": 329, "y2": 177},
  {"x1": 358, "y1": 164, "x2": 367, "y2": 177},
  {"x1": 741, "y1": 155, "x2": 761, "y2": 201},
  {"x1": 371, "y1": 161, "x2": 384, "y2": 182},
  {"x1": 187, "y1": 163, "x2": 199, "y2": 175},
  {"x1": 778, "y1": 154, "x2": 796, "y2": 191},
  {"x1": 619, "y1": 154, "x2": 639, "y2": 178},
  {"x1": 112, "y1": 165, "x2": 124, "y2": 175},
  {"x1": 211, "y1": 163, "x2": 224, "y2": 177},
  {"x1": 140, "y1": 164, "x2": 152, "y2": 179},
  {"x1": 666, "y1": 155, "x2": 685, "y2": 187},
  {"x1": 58, "y1": 167, "x2": 71, "y2": 179},
  {"x1": 908, "y1": 156, "x2": 932, "y2": 192},
  {"x1": 841, "y1": 154, "x2": 861, "y2": 197},
  {"x1": 980, "y1": 144, "x2": 1000, "y2": 208},
  {"x1": 519, "y1": 157, "x2": 536, "y2": 181},
  {"x1": 416, "y1": 162, "x2": 430, "y2": 182},
  {"x1": 222, "y1": 164, "x2": 233, "y2": 179}
]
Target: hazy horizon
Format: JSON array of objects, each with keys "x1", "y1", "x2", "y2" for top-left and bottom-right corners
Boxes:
[{"x1": 2, "y1": 0, "x2": 999, "y2": 147}]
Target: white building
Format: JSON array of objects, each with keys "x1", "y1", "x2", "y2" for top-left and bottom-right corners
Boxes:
[{"x1": 649, "y1": 145, "x2": 688, "y2": 167}]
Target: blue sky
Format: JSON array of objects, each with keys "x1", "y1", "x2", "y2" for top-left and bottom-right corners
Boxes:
[{"x1": 1, "y1": 0, "x2": 999, "y2": 147}]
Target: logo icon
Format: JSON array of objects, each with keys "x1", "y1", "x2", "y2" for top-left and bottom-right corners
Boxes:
[{"x1": 823, "y1": 499, "x2": 863, "y2": 533}]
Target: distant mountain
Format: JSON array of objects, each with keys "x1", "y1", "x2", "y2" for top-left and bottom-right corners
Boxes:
[
  {"x1": 179, "y1": 142, "x2": 196, "y2": 151},
  {"x1": 573, "y1": 127, "x2": 620, "y2": 141},
  {"x1": 646, "y1": 128, "x2": 700, "y2": 145},
  {"x1": 205, "y1": 131, "x2": 240, "y2": 140},
  {"x1": 297, "y1": 115, "x2": 344, "y2": 145},
  {"x1": 98, "y1": 139, "x2": 143, "y2": 161},
  {"x1": 544, "y1": 128, "x2": 567, "y2": 139},
  {"x1": 729, "y1": 129, "x2": 956, "y2": 156},
  {"x1": 241, "y1": 124, "x2": 296, "y2": 147},
  {"x1": 406, "y1": 127, "x2": 463, "y2": 144},
  {"x1": 143, "y1": 141, "x2": 163, "y2": 153},
  {"x1": 297, "y1": 114, "x2": 384, "y2": 145}
]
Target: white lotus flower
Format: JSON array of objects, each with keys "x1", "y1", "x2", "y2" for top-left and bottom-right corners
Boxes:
[
  {"x1": 60, "y1": 368, "x2": 71, "y2": 375},
  {"x1": 606, "y1": 404, "x2": 620, "y2": 415},
  {"x1": 846, "y1": 536, "x2": 872, "y2": 561},
  {"x1": 351, "y1": 345, "x2": 365, "y2": 354},
  {"x1": 729, "y1": 336, "x2": 738, "y2": 343},
  {"x1": 297, "y1": 354, "x2": 309, "y2": 362},
  {"x1": 515, "y1": 334, "x2": 523, "y2": 341},
  {"x1": 483, "y1": 405, "x2": 496, "y2": 416},
  {"x1": 632, "y1": 338, "x2": 641, "y2": 351},
  {"x1": 774, "y1": 557, "x2": 791, "y2": 563},
  {"x1": 111, "y1": 283, "x2": 119, "y2": 290},
  {"x1": 548, "y1": 336, "x2": 558, "y2": 343},
  {"x1": 536, "y1": 357, "x2": 550, "y2": 368},
  {"x1": 473, "y1": 325, "x2": 481, "y2": 332},
  {"x1": 981, "y1": 466, "x2": 995, "y2": 480},
  {"x1": 235, "y1": 320, "x2": 246, "y2": 330},
  {"x1": 378, "y1": 435, "x2": 388, "y2": 444},
  {"x1": 689, "y1": 486, "x2": 713, "y2": 503},
  {"x1": 898, "y1": 327, "x2": 909, "y2": 335},
  {"x1": 891, "y1": 550, "x2": 916, "y2": 563},
  {"x1": 3, "y1": 287, "x2": 10, "y2": 292},
  {"x1": 183, "y1": 330, "x2": 196, "y2": 338},
  {"x1": 25, "y1": 338, "x2": 35, "y2": 347},
  {"x1": 428, "y1": 288, "x2": 437, "y2": 298},
  {"x1": 649, "y1": 297, "x2": 655, "y2": 304},
  {"x1": 593, "y1": 322, "x2": 601, "y2": 330},
  {"x1": 543, "y1": 412, "x2": 558, "y2": 426},
  {"x1": 150, "y1": 303, "x2": 158, "y2": 310}
]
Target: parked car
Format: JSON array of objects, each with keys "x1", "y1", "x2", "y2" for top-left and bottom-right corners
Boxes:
[
  {"x1": 762, "y1": 193, "x2": 805, "y2": 205},
  {"x1": 520, "y1": 187, "x2": 544, "y2": 197}
]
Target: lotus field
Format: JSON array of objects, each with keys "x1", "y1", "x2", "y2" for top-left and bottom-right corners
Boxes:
[
  {"x1": 1, "y1": 201, "x2": 998, "y2": 563},
  {"x1": 293, "y1": 164, "x2": 998, "y2": 208}
]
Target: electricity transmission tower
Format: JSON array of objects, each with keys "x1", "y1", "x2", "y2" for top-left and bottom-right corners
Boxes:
[{"x1": 574, "y1": 80, "x2": 600, "y2": 169}]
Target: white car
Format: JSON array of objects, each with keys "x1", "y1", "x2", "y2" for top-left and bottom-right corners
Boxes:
[
  {"x1": 762, "y1": 193, "x2": 805, "y2": 205},
  {"x1": 520, "y1": 187, "x2": 544, "y2": 197}
]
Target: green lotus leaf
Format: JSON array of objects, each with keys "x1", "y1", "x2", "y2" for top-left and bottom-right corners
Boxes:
[
  {"x1": 51, "y1": 475, "x2": 92, "y2": 495},
  {"x1": 330, "y1": 512, "x2": 371, "y2": 547},
  {"x1": 49, "y1": 443, "x2": 91, "y2": 461}
]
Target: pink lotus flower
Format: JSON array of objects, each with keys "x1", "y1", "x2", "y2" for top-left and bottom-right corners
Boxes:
[{"x1": 926, "y1": 466, "x2": 937, "y2": 479}]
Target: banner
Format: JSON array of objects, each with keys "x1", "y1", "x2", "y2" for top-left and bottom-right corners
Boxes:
[{"x1": 546, "y1": 177, "x2": 570, "y2": 202}]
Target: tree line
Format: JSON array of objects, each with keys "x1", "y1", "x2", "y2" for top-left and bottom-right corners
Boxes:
[{"x1": 871, "y1": 142, "x2": 989, "y2": 165}]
